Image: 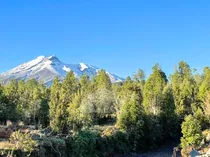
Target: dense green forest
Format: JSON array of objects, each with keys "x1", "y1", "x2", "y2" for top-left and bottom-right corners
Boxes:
[{"x1": 1, "y1": 61, "x2": 210, "y2": 156}]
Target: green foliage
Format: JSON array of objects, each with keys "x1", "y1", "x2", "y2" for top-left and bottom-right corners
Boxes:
[
  {"x1": 181, "y1": 115, "x2": 203, "y2": 148},
  {"x1": 39, "y1": 137, "x2": 66, "y2": 157},
  {"x1": 79, "y1": 88, "x2": 116, "y2": 125},
  {"x1": 171, "y1": 61, "x2": 197, "y2": 117},
  {"x1": 71, "y1": 129, "x2": 100, "y2": 157},
  {"x1": 38, "y1": 99, "x2": 50, "y2": 128},
  {"x1": 68, "y1": 91, "x2": 84, "y2": 132},
  {"x1": 96, "y1": 70, "x2": 112, "y2": 90},
  {"x1": 55, "y1": 72, "x2": 79, "y2": 133},
  {"x1": 3, "y1": 80, "x2": 19, "y2": 121},
  {"x1": 56, "y1": 72, "x2": 78, "y2": 133},
  {"x1": 161, "y1": 84, "x2": 176, "y2": 116},
  {"x1": 79, "y1": 74, "x2": 91, "y2": 94},
  {"x1": 132, "y1": 69, "x2": 145, "y2": 88},
  {"x1": 2, "y1": 60, "x2": 210, "y2": 155},
  {"x1": 118, "y1": 100, "x2": 144, "y2": 151},
  {"x1": 143, "y1": 63, "x2": 167, "y2": 115},
  {"x1": 4, "y1": 79, "x2": 19, "y2": 105},
  {"x1": 9, "y1": 130, "x2": 38, "y2": 154},
  {"x1": 49, "y1": 77, "x2": 61, "y2": 132},
  {"x1": 117, "y1": 77, "x2": 142, "y2": 112},
  {"x1": 0, "y1": 85, "x2": 17, "y2": 121},
  {"x1": 101, "y1": 127, "x2": 131, "y2": 155},
  {"x1": 142, "y1": 116, "x2": 164, "y2": 150},
  {"x1": 199, "y1": 67, "x2": 210, "y2": 100}
]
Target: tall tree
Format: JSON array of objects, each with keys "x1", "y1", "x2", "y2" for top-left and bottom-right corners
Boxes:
[
  {"x1": 170, "y1": 61, "x2": 197, "y2": 117},
  {"x1": 96, "y1": 70, "x2": 112, "y2": 90},
  {"x1": 79, "y1": 74, "x2": 91, "y2": 95},
  {"x1": 4, "y1": 79, "x2": 19, "y2": 106},
  {"x1": 199, "y1": 67, "x2": 210, "y2": 100},
  {"x1": 132, "y1": 69, "x2": 145, "y2": 84},
  {"x1": 118, "y1": 99, "x2": 144, "y2": 151},
  {"x1": 143, "y1": 63, "x2": 167, "y2": 115},
  {"x1": 56, "y1": 72, "x2": 79, "y2": 133},
  {"x1": 67, "y1": 91, "x2": 83, "y2": 132},
  {"x1": 24, "y1": 79, "x2": 42, "y2": 126},
  {"x1": 49, "y1": 77, "x2": 61, "y2": 132}
]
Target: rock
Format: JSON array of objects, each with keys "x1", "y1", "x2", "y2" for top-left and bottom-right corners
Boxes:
[{"x1": 190, "y1": 150, "x2": 200, "y2": 157}]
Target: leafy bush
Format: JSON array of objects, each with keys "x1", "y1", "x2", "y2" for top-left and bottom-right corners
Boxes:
[
  {"x1": 68, "y1": 127, "x2": 131, "y2": 157},
  {"x1": 71, "y1": 129, "x2": 100, "y2": 157},
  {"x1": 181, "y1": 115, "x2": 203, "y2": 148},
  {"x1": 10, "y1": 130, "x2": 38, "y2": 154},
  {"x1": 39, "y1": 137, "x2": 66, "y2": 157},
  {"x1": 0, "y1": 130, "x2": 38, "y2": 157},
  {"x1": 101, "y1": 127, "x2": 131, "y2": 155}
]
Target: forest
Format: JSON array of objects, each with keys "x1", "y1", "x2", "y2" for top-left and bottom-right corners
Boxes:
[{"x1": 0, "y1": 61, "x2": 210, "y2": 157}]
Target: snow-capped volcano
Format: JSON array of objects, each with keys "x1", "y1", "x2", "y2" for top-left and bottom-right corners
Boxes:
[{"x1": 0, "y1": 55, "x2": 124, "y2": 85}]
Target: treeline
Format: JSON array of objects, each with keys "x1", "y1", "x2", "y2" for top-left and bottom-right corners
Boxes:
[{"x1": 0, "y1": 61, "x2": 210, "y2": 155}]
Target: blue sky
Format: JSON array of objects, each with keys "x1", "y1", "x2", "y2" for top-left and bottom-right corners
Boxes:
[{"x1": 1, "y1": 0, "x2": 210, "y2": 78}]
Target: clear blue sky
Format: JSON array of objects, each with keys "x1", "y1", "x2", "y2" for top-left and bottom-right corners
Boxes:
[{"x1": 1, "y1": 0, "x2": 210, "y2": 78}]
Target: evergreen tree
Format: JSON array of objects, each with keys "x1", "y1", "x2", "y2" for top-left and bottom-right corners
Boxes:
[
  {"x1": 204, "y1": 92, "x2": 210, "y2": 116},
  {"x1": 17, "y1": 80, "x2": 26, "y2": 117},
  {"x1": 4, "y1": 79, "x2": 19, "y2": 106},
  {"x1": 56, "y1": 72, "x2": 79, "y2": 133},
  {"x1": 96, "y1": 70, "x2": 112, "y2": 90},
  {"x1": 161, "y1": 84, "x2": 176, "y2": 117},
  {"x1": 59, "y1": 71, "x2": 79, "y2": 105},
  {"x1": 119, "y1": 77, "x2": 142, "y2": 108},
  {"x1": 132, "y1": 69, "x2": 145, "y2": 85},
  {"x1": 0, "y1": 85, "x2": 13, "y2": 121},
  {"x1": 160, "y1": 84, "x2": 180, "y2": 141},
  {"x1": 80, "y1": 75, "x2": 90, "y2": 92},
  {"x1": 181, "y1": 115, "x2": 202, "y2": 148},
  {"x1": 199, "y1": 67, "x2": 210, "y2": 100},
  {"x1": 67, "y1": 91, "x2": 83, "y2": 132},
  {"x1": 118, "y1": 99, "x2": 144, "y2": 151},
  {"x1": 3, "y1": 79, "x2": 19, "y2": 120},
  {"x1": 49, "y1": 77, "x2": 61, "y2": 132},
  {"x1": 37, "y1": 82, "x2": 50, "y2": 127},
  {"x1": 171, "y1": 61, "x2": 197, "y2": 117},
  {"x1": 143, "y1": 64, "x2": 167, "y2": 115}
]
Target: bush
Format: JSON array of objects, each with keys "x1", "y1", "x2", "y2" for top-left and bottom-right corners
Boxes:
[
  {"x1": 181, "y1": 115, "x2": 203, "y2": 148},
  {"x1": 10, "y1": 130, "x2": 38, "y2": 154},
  {"x1": 68, "y1": 127, "x2": 131, "y2": 157},
  {"x1": 71, "y1": 129, "x2": 100, "y2": 157},
  {"x1": 39, "y1": 137, "x2": 67, "y2": 157},
  {"x1": 0, "y1": 130, "x2": 38, "y2": 157},
  {"x1": 102, "y1": 127, "x2": 131, "y2": 155}
]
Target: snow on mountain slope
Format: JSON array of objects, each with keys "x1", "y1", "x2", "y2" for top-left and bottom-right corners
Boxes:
[{"x1": 0, "y1": 55, "x2": 124, "y2": 85}]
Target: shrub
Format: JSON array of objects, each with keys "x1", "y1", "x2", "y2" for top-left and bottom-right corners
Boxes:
[
  {"x1": 9, "y1": 130, "x2": 38, "y2": 154},
  {"x1": 0, "y1": 130, "x2": 38, "y2": 157},
  {"x1": 102, "y1": 127, "x2": 131, "y2": 155},
  {"x1": 71, "y1": 129, "x2": 100, "y2": 157},
  {"x1": 39, "y1": 137, "x2": 66, "y2": 157},
  {"x1": 181, "y1": 115, "x2": 203, "y2": 149}
]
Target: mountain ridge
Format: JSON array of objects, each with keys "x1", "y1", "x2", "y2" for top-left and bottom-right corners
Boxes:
[{"x1": 0, "y1": 55, "x2": 124, "y2": 86}]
